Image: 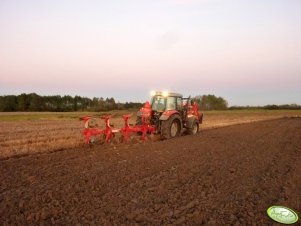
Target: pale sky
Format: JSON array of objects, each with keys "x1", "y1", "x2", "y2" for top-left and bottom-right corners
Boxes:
[{"x1": 0, "y1": 0, "x2": 300, "y2": 105}]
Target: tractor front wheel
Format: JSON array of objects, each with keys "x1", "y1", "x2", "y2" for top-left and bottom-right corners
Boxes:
[{"x1": 161, "y1": 114, "x2": 182, "y2": 140}]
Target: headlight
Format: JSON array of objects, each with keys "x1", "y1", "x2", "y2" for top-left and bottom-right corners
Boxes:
[{"x1": 162, "y1": 91, "x2": 169, "y2": 97}]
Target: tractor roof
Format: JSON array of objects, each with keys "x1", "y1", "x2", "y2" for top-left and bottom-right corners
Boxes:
[{"x1": 152, "y1": 91, "x2": 183, "y2": 98}]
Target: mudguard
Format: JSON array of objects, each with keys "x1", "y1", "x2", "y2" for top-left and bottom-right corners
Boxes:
[{"x1": 159, "y1": 110, "x2": 179, "y2": 121}]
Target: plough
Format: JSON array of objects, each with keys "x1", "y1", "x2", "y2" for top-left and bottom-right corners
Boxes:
[{"x1": 80, "y1": 114, "x2": 155, "y2": 144}]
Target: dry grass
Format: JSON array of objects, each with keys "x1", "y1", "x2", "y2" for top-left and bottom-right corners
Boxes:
[
  {"x1": 202, "y1": 110, "x2": 301, "y2": 129},
  {"x1": 0, "y1": 110, "x2": 300, "y2": 159}
]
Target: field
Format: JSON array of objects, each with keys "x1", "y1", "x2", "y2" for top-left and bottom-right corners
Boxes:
[
  {"x1": 1, "y1": 110, "x2": 301, "y2": 225},
  {"x1": 0, "y1": 110, "x2": 300, "y2": 159}
]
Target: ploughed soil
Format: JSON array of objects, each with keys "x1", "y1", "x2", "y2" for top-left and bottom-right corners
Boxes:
[{"x1": 1, "y1": 118, "x2": 301, "y2": 225}]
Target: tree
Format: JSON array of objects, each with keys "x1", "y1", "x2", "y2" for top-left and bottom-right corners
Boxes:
[
  {"x1": 193, "y1": 94, "x2": 228, "y2": 110},
  {"x1": 17, "y1": 93, "x2": 29, "y2": 111},
  {"x1": 0, "y1": 95, "x2": 17, "y2": 111},
  {"x1": 73, "y1": 96, "x2": 81, "y2": 111},
  {"x1": 28, "y1": 93, "x2": 42, "y2": 111},
  {"x1": 62, "y1": 95, "x2": 73, "y2": 111}
]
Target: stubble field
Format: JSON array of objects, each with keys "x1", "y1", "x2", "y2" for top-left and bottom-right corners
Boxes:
[{"x1": 0, "y1": 110, "x2": 300, "y2": 159}]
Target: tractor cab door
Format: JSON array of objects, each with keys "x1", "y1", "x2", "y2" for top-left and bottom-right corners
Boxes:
[
  {"x1": 166, "y1": 96, "x2": 177, "y2": 111},
  {"x1": 176, "y1": 97, "x2": 182, "y2": 111}
]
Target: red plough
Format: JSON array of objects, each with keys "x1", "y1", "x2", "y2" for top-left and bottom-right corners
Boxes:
[{"x1": 80, "y1": 114, "x2": 155, "y2": 144}]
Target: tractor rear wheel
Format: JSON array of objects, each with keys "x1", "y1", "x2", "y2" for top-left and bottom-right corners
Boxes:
[
  {"x1": 161, "y1": 114, "x2": 182, "y2": 139},
  {"x1": 187, "y1": 121, "x2": 199, "y2": 135}
]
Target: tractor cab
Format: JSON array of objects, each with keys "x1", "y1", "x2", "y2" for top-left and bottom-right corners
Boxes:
[{"x1": 150, "y1": 91, "x2": 183, "y2": 112}]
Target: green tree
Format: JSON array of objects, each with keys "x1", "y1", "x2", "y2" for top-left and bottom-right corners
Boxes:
[
  {"x1": 0, "y1": 95, "x2": 17, "y2": 111},
  {"x1": 28, "y1": 93, "x2": 42, "y2": 111},
  {"x1": 193, "y1": 94, "x2": 228, "y2": 110},
  {"x1": 62, "y1": 95, "x2": 73, "y2": 111},
  {"x1": 73, "y1": 96, "x2": 81, "y2": 111},
  {"x1": 17, "y1": 93, "x2": 29, "y2": 111}
]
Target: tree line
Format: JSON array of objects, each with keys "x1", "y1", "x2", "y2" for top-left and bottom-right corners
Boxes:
[
  {"x1": 0, "y1": 93, "x2": 229, "y2": 112},
  {"x1": 0, "y1": 93, "x2": 299, "y2": 112},
  {"x1": 229, "y1": 104, "x2": 301, "y2": 110},
  {"x1": 0, "y1": 93, "x2": 142, "y2": 112},
  {"x1": 192, "y1": 95, "x2": 301, "y2": 110}
]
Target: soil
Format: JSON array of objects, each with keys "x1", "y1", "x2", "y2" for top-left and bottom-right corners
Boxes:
[{"x1": 1, "y1": 118, "x2": 301, "y2": 225}]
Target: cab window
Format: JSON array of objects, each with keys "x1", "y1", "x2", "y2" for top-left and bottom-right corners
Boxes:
[{"x1": 166, "y1": 97, "x2": 176, "y2": 110}]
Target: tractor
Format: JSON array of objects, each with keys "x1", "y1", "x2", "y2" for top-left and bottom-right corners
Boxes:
[{"x1": 136, "y1": 91, "x2": 203, "y2": 139}]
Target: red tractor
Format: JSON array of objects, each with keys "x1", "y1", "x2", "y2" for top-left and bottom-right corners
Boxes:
[{"x1": 136, "y1": 91, "x2": 203, "y2": 139}]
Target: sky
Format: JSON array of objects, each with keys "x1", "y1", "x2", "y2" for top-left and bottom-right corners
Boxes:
[{"x1": 0, "y1": 0, "x2": 300, "y2": 106}]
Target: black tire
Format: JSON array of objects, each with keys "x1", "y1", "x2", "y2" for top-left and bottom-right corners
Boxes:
[
  {"x1": 187, "y1": 121, "x2": 199, "y2": 135},
  {"x1": 161, "y1": 114, "x2": 182, "y2": 140}
]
